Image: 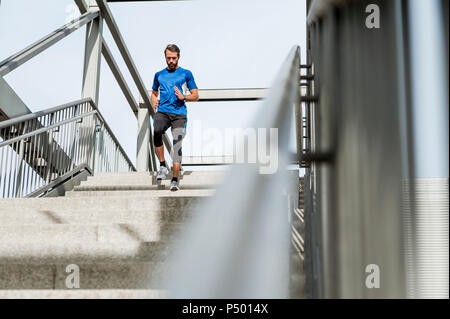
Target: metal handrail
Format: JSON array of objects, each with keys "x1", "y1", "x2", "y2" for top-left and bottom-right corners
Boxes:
[
  {"x1": 0, "y1": 98, "x2": 135, "y2": 170},
  {"x1": 164, "y1": 46, "x2": 301, "y2": 298},
  {"x1": 0, "y1": 98, "x2": 93, "y2": 129},
  {"x1": 0, "y1": 98, "x2": 136, "y2": 198},
  {"x1": 0, "y1": 111, "x2": 98, "y2": 147},
  {"x1": 307, "y1": 0, "x2": 349, "y2": 25}
]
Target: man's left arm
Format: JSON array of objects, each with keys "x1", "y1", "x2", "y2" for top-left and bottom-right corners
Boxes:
[
  {"x1": 184, "y1": 70, "x2": 199, "y2": 101},
  {"x1": 185, "y1": 88, "x2": 199, "y2": 101},
  {"x1": 174, "y1": 70, "x2": 199, "y2": 101},
  {"x1": 174, "y1": 86, "x2": 198, "y2": 101}
]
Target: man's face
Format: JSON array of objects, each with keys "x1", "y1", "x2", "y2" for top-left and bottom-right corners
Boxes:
[{"x1": 165, "y1": 50, "x2": 179, "y2": 70}]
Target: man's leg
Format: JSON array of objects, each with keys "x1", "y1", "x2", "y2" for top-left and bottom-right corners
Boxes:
[
  {"x1": 153, "y1": 112, "x2": 171, "y2": 178},
  {"x1": 153, "y1": 112, "x2": 171, "y2": 161},
  {"x1": 172, "y1": 162, "x2": 181, "y2": 178},
  {"x1": 155, "y1": 144, "x2": 165, "y2": 163},
  {"x1": 170, "y1": 114, "x2": 187, "y2": 186}
]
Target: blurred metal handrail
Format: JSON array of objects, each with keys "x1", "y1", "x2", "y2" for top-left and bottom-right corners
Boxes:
[
  {"x1": 307, "y1": 0, "x2": 351, "y2": 25},
  {"x1": 164, "y1": 45, "x2": 301, "y2": 298},
  {"x1": 0, "y1": 98, "x2": 136, "y2": 198}
]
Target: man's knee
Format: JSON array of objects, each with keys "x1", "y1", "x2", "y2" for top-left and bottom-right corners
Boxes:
[
  {"x1": 173, "y1": 148, "x2": 183, "y2": 163},
  {"x1": 172, "y1": 128, "x2": 185, "y2": 163},
  {"x1": 153, "y1": 126, "x2": 165, "y2": 147}
]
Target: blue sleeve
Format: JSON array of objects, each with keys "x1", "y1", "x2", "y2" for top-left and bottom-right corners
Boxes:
[
  {"x1": 152, "y1": 72, "x2": 159, "y2": 91},
  {"x1": 185, "y1": 70, "x2": 198, "y2": 90}
]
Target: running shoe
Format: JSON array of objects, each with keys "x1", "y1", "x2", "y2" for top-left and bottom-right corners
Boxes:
[
  {"x1": 156, "y1": 166, "x2": 169, "y2": 180},
  {"x1": 170, "y1": 179, "x2": 180, "y2": 191}
]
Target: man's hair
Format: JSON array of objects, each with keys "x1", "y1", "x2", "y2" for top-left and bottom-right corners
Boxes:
[{"x1": 164, "y1": 44, "x2": 180, "y2": 57}]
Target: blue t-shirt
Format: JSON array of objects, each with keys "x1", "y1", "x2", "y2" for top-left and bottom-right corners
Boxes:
[{"x1": 152, "y1": 67, "x2": 197, "y2": 115}]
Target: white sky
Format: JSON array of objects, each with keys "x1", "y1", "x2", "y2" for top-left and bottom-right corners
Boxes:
[{"x1": 0, "y1": 0, "x2": 307, "y2": 166}]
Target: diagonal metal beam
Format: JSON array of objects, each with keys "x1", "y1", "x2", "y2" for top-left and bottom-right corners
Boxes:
[
  {"x1": 0, "y1": 76, "x2": 32, "y2": 120},
  {"x1": 102, "y1": 41, "x2": 138, "y2": 114},
  {"x1": 76, "y1": 0, "x2": 138, "y2": 115},
  {"x1": 74, "y1": 0, "x2": 89, "y2": 13},
  {"x1": 0, "y1": 11, "x2": 99, "y2": 77},
  {"x1": 94, "y1": 0, "x2": 152, "y2": 112}
]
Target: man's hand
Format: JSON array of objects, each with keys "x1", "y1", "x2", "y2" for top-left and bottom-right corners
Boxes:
[
  {"x1": 174, "y1": 86, "x2": 185, "y2": 100},
  {"x1": 151, "y1": 90, "x2": 159, "y2": 111}
]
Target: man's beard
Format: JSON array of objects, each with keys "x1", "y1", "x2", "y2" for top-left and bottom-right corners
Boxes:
[{"x1": 168, "y1": 62, "x2": 178, "y2": 70}]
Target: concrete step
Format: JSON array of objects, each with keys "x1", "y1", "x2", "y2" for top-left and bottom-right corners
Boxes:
[
  {"x1": 0, "y1": 171, "x2": 224, "y2": 294},
  {"x1": 153, "y1": 177, "x2": 224, "y2": 188},
  {"x1": 69, "y1": 171, "x2": 225, "y2": 193},
  {"x1": 77, "y1": 173, "x2": 226, "y2": 189},
  {"x1": 86, "y1": 171, "x2": 226, "y2": 182},
  {"x1": 0, "y1": 239, "x2": 176, "y2": 264},
  {"x1": 86, "y1": 171, "x2": 226, "y2": 180},
  {"x1": 91, "y1": 171, "x2": 226, "y2": 178},
  {"x1": 0, "y1": 196, "x2": 205, "y2": 225},
  {"x1": 65, "y1": 189, "x2": 216, "y2": 197},
  {"x1": 0, "y1": 262, "x2": 171, "y2": 289},
  {"x1": 0, "y1": 194, "x2": 205, "y2": 209},
  {"x1": 72, "y1": 183, "x2": 218, "y2": 192},
  {"x1": 0, "y1": 207, "x2": 197, "y2": 225},
  {"x1": 0, "y1": 223, "x2": 186, "y2": 264},
  {"x1": 79, "y1": 177, "x2": 224, "y2": 185},
  {"x1": 0, "y1": 289, "x2": 167, "y2": 299},
  {"x1": 0, "y1": 222, "x2": 185, "y2": 242}
]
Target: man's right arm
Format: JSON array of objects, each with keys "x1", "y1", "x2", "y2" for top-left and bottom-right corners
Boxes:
[
  {"x1": 151, "y1": 90, "x2": 159, "y2": 111},
  {"x1": 151, "y1": 72, "x2": 160, "y2": 111}
]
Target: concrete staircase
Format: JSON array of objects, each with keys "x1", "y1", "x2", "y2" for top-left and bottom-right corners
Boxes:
[{"x1": 0, "y1": 170, "x2": 225, "y2": 298}]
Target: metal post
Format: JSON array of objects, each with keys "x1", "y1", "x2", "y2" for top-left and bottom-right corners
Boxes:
[
  {"x1": 14, "y1": 122, "x2": 28, "y2": 197},
  {"x1": 45, "y1": 114, "x2": 56, "y2": 184},
  {"x1": 408, "y1": 0, "x2": 449, "y2": 299},
  {"x1": 148, "y1": 121, "x2": 157, "y2": 172},
  {"x1": 98, "y1": 122, "x2": 104, "y2": 172},
  {"x1": 295, "y1": 79, "x2": 302, "y2": 165},
  {"x1": 81, "y1": 2, "x2": 102, "y2": 170},
  {"x1": 136, "y1": 105, "x2": 150, "y2": 172},
  {"x1": 114, "y1": 144, "x2": 119, "y2": 172},
  {"x1": 82, "y1": 1, "x2": 103, "y2": 105}
]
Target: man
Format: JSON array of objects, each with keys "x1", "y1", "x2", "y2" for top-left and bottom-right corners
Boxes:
[{"x1": 151, "y1": 44, "x2": 199, "y2": 191}]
